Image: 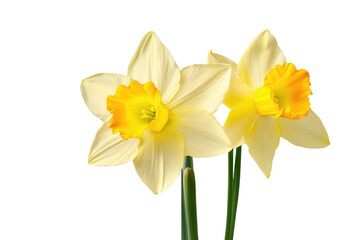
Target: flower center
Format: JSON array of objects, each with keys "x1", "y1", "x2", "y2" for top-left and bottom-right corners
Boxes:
[
  {"x1": 253, "y1": 63, "x2": 312, "y2": 119},
  {"x1": 107, "y1": 80, "x2": 169, "y2": 140}
]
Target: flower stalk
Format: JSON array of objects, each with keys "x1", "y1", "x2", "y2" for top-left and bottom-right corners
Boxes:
[
  {"x1": 182, "y1": 156, "x2": 198, "y2": 240},
  {"x1": 181, "y1": 156, "x2": 193, "y2": 240},
  {"x1": 181, "y1": 168, "x2": 187, "y2": 240},
  {"x1": 225, "y1": 146, "x2": 242, "y2": 240},
  {"x1": 225, "y1": 149, "x2": 234, "y2": 239}
]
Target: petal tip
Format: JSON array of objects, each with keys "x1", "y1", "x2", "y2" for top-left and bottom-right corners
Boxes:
[
  {"x1": 88, "y1": 158, "x2": 94, "y2": 165},
  {"x1": 153, "y1": 190, "x2": 161, "y2": 195},
  {"x1": 88, "y1": 154, "x2": 98, "y2": 165},
  {"x1": 261, "y1": 29, "x2": 270, "y2": 35},
  {"x1": 259, "y1": 29, "x2": 272, "y2": 41},
  {"x1": 207, "y1": 50, "x2": 214, "y2": 63},
  {"x1": 146, "y1": 31, "x2": 155, "y2": 36},
  {"x1": 149, "y1": 185, "x2": 163, "y2": 195},
  {"x1": 143, "y1": 31, "x2": 157, "y2": 41}
]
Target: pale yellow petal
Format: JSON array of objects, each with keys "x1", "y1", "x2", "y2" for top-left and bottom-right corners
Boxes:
[
  {"x1": 128, "y1": 32, "x2": 181, "y2": 104},
  {"x1": 207, "y1": 50, "x2": 238, "y2": 75},
  {"x1": 81, "y1": 73, "x2": 131, "y2": 121},
  {"x1": 208, "y1": 51, "x2": 253, "y2": 108},
  {"x1": 133, "y1": 127, "x2": 184, "y2": 194},
  {"x1": 224, "y1": 97, "x2": 258, "y2": 148},
  {"x1": 245, "y1": 116, "x2": 281, "y2": 178},
  {"x1": 276, "y1": 109, "x2": 330, "y2": 148},
  {"x1": 238, "y1": 30, "x2": 286, "y2": 90},
  {"x1": 171, "y1": 107, "x2": 231, "y2": 157},
  {"x1": 167, "y1": 64, "x2": 231, "y2": 113},
  {"x1": 89, "y1": 121, "x2": 140, "y2": 166}
]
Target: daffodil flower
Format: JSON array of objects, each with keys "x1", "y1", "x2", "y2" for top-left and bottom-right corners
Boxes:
[
  {"x1": 208, "y1": 30, "x2": 330, "y2": 178},
  {"x1": 81, "y1": 32, "x2": 232, "y2": 194}
]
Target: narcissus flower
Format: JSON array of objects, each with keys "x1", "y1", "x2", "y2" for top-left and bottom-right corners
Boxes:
[
  {"x1": 208, "y1": 30, "x2": 329, "y2": 178},
  {"x1": 82, "y1": 32, "x2": 231, "y2": 194}
]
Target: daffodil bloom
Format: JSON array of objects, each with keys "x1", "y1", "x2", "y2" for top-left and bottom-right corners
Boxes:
[
  {"x1": 81, "y1": 32, "x2": 232, "y2": 194},
  {"x1": 208, "y1": 30, "x2": 330, "y2": 178}
]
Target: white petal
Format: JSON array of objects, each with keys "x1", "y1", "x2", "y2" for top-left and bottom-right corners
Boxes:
[
  {"x1": 208, "y1": 51, "x2": 253, "y2": 108},
  {"x1": 277, "y1": 109, "x2": 330, "y2": 148},
  {"x1": 128, "y1": 32, "x2": 181, "y2": 104},
  {"x1": 171, "y1": 107, "x2": 231, "y2": 157},
  {"x1": 89, "y1": 121, "x2": 140, "y2": 166},
  {"x1": 81, "y1": 73, "x2": 131, "y2": 122},
  {"x1": 238, "y1": 30, "x2": 286, "y2": 90},
  {"x1": 133, "y1": 127, "x2": 184, "y2": 194},
  {"x1": 224, "y1": 97, "x2": 258, "y2": 148},
  {"x1": 167, "y1": 64, "x2": 231, "y2": 113},
  {"x1": 245, "y1": 116, "x2": 280, "y2": 178}
]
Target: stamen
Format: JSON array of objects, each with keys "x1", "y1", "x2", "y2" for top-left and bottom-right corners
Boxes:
[{"x1": 140, "y1": 108, "x2": 156, "y2": 119}]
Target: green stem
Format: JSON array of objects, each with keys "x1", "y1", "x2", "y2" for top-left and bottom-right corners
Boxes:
[
  {"x1": 183, "y1": 167, "x2": 198, "y2": 240},
  {"x1": 225, "y1": 149, "x2": 234, "y2": 240},
  {"x1": 229, "y1": 146, "x2": 242, "y2": 239},
  {"x1": 182, "y1": 156, "x2": 194, "y2": 240},
  {"x1": 183, "y1": 156, "x2": 194, "y2": 169},
  {"x1": 181, "y1": 168, "x2": 188, "y2": 240}
]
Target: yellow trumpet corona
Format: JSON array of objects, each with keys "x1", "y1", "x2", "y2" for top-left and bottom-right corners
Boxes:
[
  {"x1": 253, "y1": 63, "x2": 311, "y2": 120},
  {"x1": 107, "y1": 80, "x2": 169, "y2": 139}
]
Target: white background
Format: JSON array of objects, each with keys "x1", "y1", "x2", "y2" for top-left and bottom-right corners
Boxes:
[{"x1": 1, "y1": 0, "x2": 359, "y2": 239}]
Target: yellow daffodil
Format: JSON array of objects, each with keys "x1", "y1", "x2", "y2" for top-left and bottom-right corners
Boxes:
[
  {"x1": 208, "y1": 30, "x2": 330, "y2": 178},
  {"x1": 82, "y1": 32, "x2": 232, "y2": 194}
]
